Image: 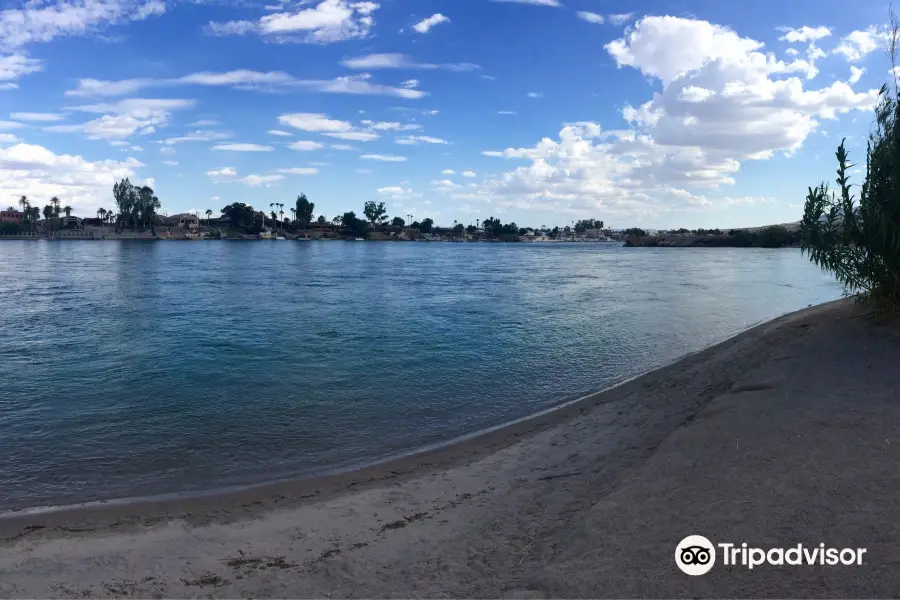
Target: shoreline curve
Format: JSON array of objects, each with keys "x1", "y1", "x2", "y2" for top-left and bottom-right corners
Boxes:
[{"x1": 0, "y1": 298, "x2": 848, "y2": 532}]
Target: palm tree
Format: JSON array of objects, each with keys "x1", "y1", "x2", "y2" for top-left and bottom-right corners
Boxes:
[
  {"x1": 63, "y1": 205, "x2": 72, "y2": 217},
  {"x1": 269, "y1": 203, "x2": 275, "y2": 231},
  {"x1": 278, "y1": 203, "x2": 284, "y2": 231},
  {"x1": 205, "y1": 209, "x2": 213, "y2": 226},
  {"x1": 50, "y1": 197, "x2": 61, "y2": 231},
  {"x1": 28, "y1": 206, "x2": 39, "y2": 233},
  {"x1": 97, "y1": 208, "x2": 106, "y2": 222},
  {"x1": 290, "y1": 207, "x2": 296, "y2": 228}
]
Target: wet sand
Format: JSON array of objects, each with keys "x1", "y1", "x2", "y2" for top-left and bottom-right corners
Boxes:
[{"x1": 2, "y1": 298, "x2": 900, "y2": 598}]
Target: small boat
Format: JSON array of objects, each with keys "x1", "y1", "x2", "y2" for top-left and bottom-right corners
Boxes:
[
  {"x1": 354, "y1": 237, "x2": 365, "y2": 241},
  {"x1": 275, "y1": 236, "x2": 286, "y2": 240}
]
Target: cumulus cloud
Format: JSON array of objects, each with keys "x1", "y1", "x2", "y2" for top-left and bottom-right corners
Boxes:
[
  {"x1": 162, "y1": 130, "x2": 230, "y2": 145},
  {"x1": 0, "y1": 53, "x2": 43, "y2": 83},
  {"x1": 0, "y1": 0, "x2": 165, "y2": 49},
  {"x1": 206, "y1": 0, "x2": 379, "y2": 44},
  {"x1": 268, "y1": 129, "x2": 292, "y2": 136},
  {"x1": 377, "y1": 185, "x2": 420, "y2": 200},
  {"x1": 849, "y1": 66, "x2": 865, "y2": 84},
  {"x1": 413, "y1": 13, "x2": 449, "y2": 34},
  {"x1": 54, "y1": 98, "x2": 195, "y2": 140},
  {"x1": 0, "y1": 142, "x2": 143, "y2": 213},
  {"x1": 778, "y1": 25, "x2": 832, "y2": 43},
  {"x1": 833, "y1": 27, "x2": 887, "y2": 62},
  {"x1": 469, "y1": 15, "x2": 881, "y2": 219}
]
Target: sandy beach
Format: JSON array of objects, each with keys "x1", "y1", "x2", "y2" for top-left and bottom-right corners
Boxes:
[{"x1": 2, "y1": 298, "x2": 899, "y2": 598}]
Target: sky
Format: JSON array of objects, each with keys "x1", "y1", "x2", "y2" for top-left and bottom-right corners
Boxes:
[{"x1": 0, "y1": 0, "x2": 894, "y2": 229}]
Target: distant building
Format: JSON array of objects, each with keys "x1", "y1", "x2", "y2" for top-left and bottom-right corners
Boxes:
[
  {"x1": 0, "y1": 209, "x2": 23, "y2": 224},
  {"x1": 58, "y1": 216, "x2": 82, "y2": 229},
  {"x1": 166, "y1": 213, "x2": 200, "y2": 229}
]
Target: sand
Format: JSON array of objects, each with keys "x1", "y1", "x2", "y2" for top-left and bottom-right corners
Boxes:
[{"x1": 2, "y1": 298, "x2": 900, "y2": 598}]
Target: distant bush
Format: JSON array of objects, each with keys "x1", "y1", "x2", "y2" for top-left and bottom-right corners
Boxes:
[
  {"x1": 0, "y1": 222, "x2": 22, "y2": 235},
  {"x1": 801, "y1": 68, "x2": 900, "y2": 310}
]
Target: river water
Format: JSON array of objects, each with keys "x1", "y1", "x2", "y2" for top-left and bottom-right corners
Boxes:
[{"x1": 0, "y1": 241, "x2": 842, "y2": 511}]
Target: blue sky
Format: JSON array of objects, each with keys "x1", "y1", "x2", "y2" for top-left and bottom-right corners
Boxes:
[{"x1": 0, "y1": 0, "x2": 893, "y2": 229}]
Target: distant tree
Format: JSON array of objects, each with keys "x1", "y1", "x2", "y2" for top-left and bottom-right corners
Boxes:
[
  {"x1": 363, "y1": 201, "x2": 389, "y2": 227},
  {"x1": 392, "y1": 216, "x2": 406, "y2": 228},
  {"x1": 221, "y1": 202, "x2": 258, "y2": 232},
  {"x1": 623, "y1": 227, "x2": 647, "y2": 236},
  {"x1": 518, "y1": 227, "x2": 528, "y2": 236},
  {"x1": 466, "y1": 224, "x2": 477, "y2": 234},
  {"x1": 0, "y1": 221, "x2": 22, "y2": 235},
  {"x1": 113, "y1": 179, "x2": 138, "y2": 230},
  {"x1": 420, "y1": 218, "x2": 434, "y2": 234},
  {"x1": 205, "y1": 209, "x2": 213, "y2": 226},
  {"x1": 50, "y1": 196, "x2": 61, "y2": 220},
  {"x1": 63, "y1": 205, "x2": 72, "y2": 217},
  {"x1": 575, "y1": 218, "x2": 604, "y2": 232},
  {"x1": 563, "y1": 225, "x2": 571, "y2": 233},
  {"x1": 42, "y1": 205, "x2": 53, "y2": 222},
  {"x1": 295, "y1": 193, "x2": 315, "y2": 231},
  {"x1": 341, "y1": 211, "x2": 369, "y2": 238},
  {"x1": 758, "y1": 225, "x2": 792, "y2": 248},
  {"x1": 317, "y1": 215, "x2": 327, "y2": 225}
]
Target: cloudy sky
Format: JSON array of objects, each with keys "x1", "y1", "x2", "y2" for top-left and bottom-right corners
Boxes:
[{"x1": 0, "y1": 0, "x2": 892, "y2": 228}]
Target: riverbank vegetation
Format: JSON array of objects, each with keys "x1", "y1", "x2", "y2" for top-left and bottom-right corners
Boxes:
[
  {"x1": 624, "y1": 226, "x2": 796, "y2": 248},
  {"x1": 800, "y1": 19, "x2": 900, "y2": 312}
]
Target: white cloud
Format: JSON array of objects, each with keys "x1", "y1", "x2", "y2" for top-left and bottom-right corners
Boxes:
[
  {"x1": 527, "y1": 92, "x2": 542, "y2": 98},
  {"x1": 60, "y1": 98, "x2": 195, "y2": 140},
  {"x1": 288, "y1": 140, "x2": 326, "y2": 151},
  {"x1": 401, "y1": 79, "x2": 419, "y2": 89},
  {"x1": 276, "y1": 167, "x2": 319, "y2": 175},
  {"x1": 778, "y1": 26, "x2": 832, "y2": 43},
  {"x1": 0, "y1": 83, "x2": 17, "y2": 90},
  {"x1": 0, "y1": 53, "x2": 43, "y2": 82},
  {"x1": 206, "y1": 0, "x2": 380, "y2": 44},
  {"x1": 441, "y1": 169, "x2": 455, "y2": 175},
  {"x1": 331, "y1": 143, "x2": 355, "y2": 150},
  {"x1": 678, "y1": 86, "x2": 716, "y2": 102},
  {"x1": 463, "y1": 170, "x2": 476, "y2": 178},
  {"x1": 834, "y1": 27, "x2": 886, "y2": 62},
  {"x1": 0, "y1": 133, "x2": 19, "y2": 143},
  {"x1": 241, "y1": 174, "x2": 283, "y2": 186},
  {"x1": 467, "y1": 16, "x2": 882, "y2": 219},
  {"x1": 0, "y1": 0, "x2": 166, "y2": 49},
  {"x1": 576, "y1": 11, "x2": 604, "y2": 24},
  {"x1": 10, "y1": 112, "x2": 64, "y2": 122},
  {"x1": 0, "y1": 142, "x2": 143, "y2": 214},
  {"x1": 268, "y1": 129, "x2": 293, "y2": 136},
  {"x1": 361, "y1": 154, "x2": 407, "y2": 162},
  {"x1": 395, "y1": 135, "x2": 449, "y2": 145},
  {"x1": 211, "y1": 143, "x2": 275, "y2": 152},
  {"x1": 340, "y1": 53, "x2": 479, "y2": 73},
  {"x1": 413, "y1": 13, "x2": 450, "y2": 34},
  {"x1": 162, "y1": 130, "x2": 230, "y2": 145},
  {"x1": 361, "y1": 120, "x2": 420, "y2": 131},
  {"x1": 67, "y1": 70, "x2": 425, "y2": 100},
  {"x1": 325, "y1": 131, "x2": 378, "y2": 141},
  {"x1": 206, "y1": 166, "x2": 237, "y2": 182},
  {"x1": 849, "y1": 66, "x2": 866, "y2": 84},
  {"x1": 489, "y1": 0, "x2": 561, "y2": 6},
  {"x1": 608, "y1": 13, "x2": 633, "y2": 26},
  {"x1": 161, "y1": 160, "x2": 178, "y2": 166},
  {"x1": 498, "y1": 111, "x2": 517, "y2": 115},
  {"x1": 377, "y1": 185, "x2": 420, "y2": 200},
  {"x1": 0, "y1": 121, "x2": 24, "y2": 130},
  {"x1": 279, "y1": 112, "x2": 351, "y2": 132},
  {"x1": 357, "y1": 168, "x2": 373, "y2": 173},
  {"x1": 187, "y1": 119, "x2": 218, "y2": 127}
]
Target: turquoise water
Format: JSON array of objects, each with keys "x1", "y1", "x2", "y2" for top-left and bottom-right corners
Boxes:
[{"x1": 0, "y1": 241, "x2": 842, "y2": 512}]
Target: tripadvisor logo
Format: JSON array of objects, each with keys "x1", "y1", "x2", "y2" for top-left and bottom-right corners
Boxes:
[{"x1": 675, "y1": 535, "x2": 867, "y2": 575}]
